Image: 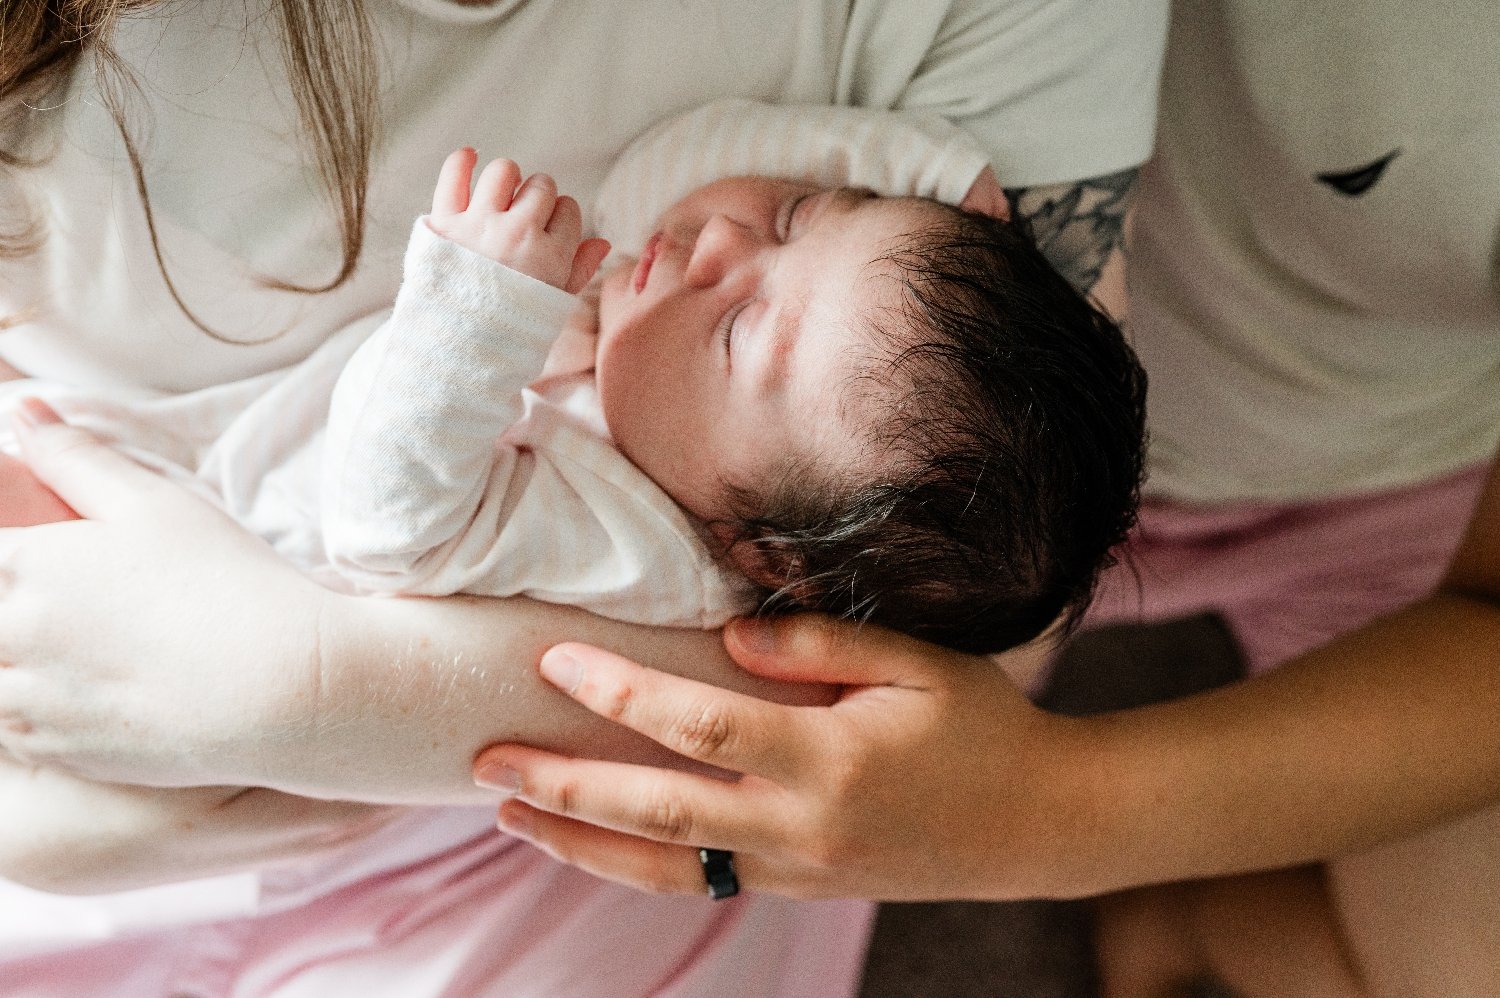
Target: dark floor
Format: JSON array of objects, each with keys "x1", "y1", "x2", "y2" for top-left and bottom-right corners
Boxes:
[{"x1": 857, "y1": 613, "x2": 1245, "y2": 998}]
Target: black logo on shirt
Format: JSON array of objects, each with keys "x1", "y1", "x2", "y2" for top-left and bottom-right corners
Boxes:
[{"x1": 1317, "y1": 149, "x2": 1401, "y2": 196}]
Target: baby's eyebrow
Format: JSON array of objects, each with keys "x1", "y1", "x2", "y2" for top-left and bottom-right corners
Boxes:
[{"x1": 819, "y1": 186, "x2": 879, "y2": 224}]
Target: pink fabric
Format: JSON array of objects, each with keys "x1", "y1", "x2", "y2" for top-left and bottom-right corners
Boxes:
[
  {"x1": 6, "y1": 466, "x2": 1483, "y2": 996},
  {"x1": 0, "y1": 830, "x2": 874, "y2": 997},
  {"x1": 1088, "y1": 463, "x2": 1492, "y2": 673}
]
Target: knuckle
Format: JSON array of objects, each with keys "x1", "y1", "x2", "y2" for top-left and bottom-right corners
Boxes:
[
  {"x1": 592, "y1": 673, "x2": 637, "y2": 725},
  {"x1": 666, "y1": 699, "x2": 734, "y2": 761},
  {"x1": 542, "y1": 777, "x2": 584, "y2": 818},
  {"x1": 636, "y1": 787, "x2": 695, "y2": 843}
]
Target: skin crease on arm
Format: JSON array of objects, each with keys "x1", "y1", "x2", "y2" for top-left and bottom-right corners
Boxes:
[{"x1": 469, "y1": 452, "x2": 1500, "y2": 902}]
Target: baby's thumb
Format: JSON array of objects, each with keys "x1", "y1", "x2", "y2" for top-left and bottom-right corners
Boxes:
[
  {"x1": 11, "y1": 398, "x2": 166, "y2": 522},
  {"x1": 566, "y1": 238, "x2": 611, "y2": 295}
]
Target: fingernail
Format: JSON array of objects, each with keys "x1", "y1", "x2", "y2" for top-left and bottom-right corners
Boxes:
[
  {"x1": 732, "y1": 616, "x2": 779, "y2": 656},
  {"x1": 474, "y1": 761, "x2": 523, "y2": 795},
  {"x1": 539, "y1": 648, "x2": 583, "y2": 695},
  {"x1": 14, "y1": 397, "x2": 62, "y2": 430},
  {"x1": 497, "y1": 802, "x2": 534, "y2": 836}
]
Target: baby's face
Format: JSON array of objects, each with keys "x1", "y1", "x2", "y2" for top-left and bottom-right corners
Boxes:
[{"x1": 595, "y1": 177, "x2": 932, "y2": 522}]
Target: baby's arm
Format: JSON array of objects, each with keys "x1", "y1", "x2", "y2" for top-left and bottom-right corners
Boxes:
[{"x1": 322, "y1": 153, "x2": 607, "y2": 592}]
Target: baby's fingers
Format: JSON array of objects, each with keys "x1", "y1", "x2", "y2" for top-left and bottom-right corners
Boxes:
[
  {"x1": 548, "y1": 195, "x2": 582, "y2": 244},
  {"x1": 472, "y1": 158, "x2": 523, "y2": 212},
  {"x1": 432, "y1": 148, "x2": 478, "y2": 215},
  {"x1": 567, "y1": 238, "x2": 612, "y2": 295},
  {"x1": 510, "y1": 172, "x2": 558, "y2": 224}
]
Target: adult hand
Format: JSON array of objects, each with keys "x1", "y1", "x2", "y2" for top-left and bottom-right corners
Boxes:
[
  {"x1": 0, "y1": 753, "x2": 395, "y2": 895},
  {"x1": 473, "y1": 615, "x2": 1110, "y2": 902},
  {"x1": 0, "y1": 402, "x2": 333, "y2": 788}
]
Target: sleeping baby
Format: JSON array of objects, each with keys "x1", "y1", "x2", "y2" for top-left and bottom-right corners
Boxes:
[{"x1": 0, "y1": 99, "x2": 1145, "y2": 660}]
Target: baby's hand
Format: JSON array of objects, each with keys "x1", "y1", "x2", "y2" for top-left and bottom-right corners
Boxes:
[{"x1": 428, "y1": 149, "x2": 610, "y2": 294}]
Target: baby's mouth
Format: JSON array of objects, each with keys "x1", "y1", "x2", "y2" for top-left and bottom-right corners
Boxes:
[{"x1": 633, "y1": 231, "x2": 662, "y2": 293}]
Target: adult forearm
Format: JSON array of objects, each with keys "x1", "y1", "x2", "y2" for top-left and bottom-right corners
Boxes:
[
  {"x1": 267, "y1": 593, "x2": 826, "y2": 805},
  {"x1": 1082, "y1": 591, "x2": 1500, "y2": 896}
]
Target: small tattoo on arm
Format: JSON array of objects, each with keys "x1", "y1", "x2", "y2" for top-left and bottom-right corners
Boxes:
[{"x1": 1004, "y1": 167, "x2": 1137, "y2": 293}]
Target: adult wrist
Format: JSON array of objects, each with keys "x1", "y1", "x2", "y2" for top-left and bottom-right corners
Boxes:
[{"x1": 1018, "y1": 710, "x2": 1142, "y2": 900}]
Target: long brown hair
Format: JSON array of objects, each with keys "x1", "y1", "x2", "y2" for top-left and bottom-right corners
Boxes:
[{"x1": 0, "y1": 1, "x2": 379, "y2": 342}]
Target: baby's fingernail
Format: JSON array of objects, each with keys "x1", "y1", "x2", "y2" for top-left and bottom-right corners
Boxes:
[
  {"x1": 474, "y1": 761, "x2": 523, "y2": 795},
  {"x1": 539, "y1": 648, "x2": 583, "y2": 695}
]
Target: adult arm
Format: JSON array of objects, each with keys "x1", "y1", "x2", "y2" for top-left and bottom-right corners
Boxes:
[
  {"x1": 0, "y1": 752, "x2": 393, "y2": 895},
  {"x1": 1004, "y1": 167, "x2": 1136, "y2": 294},
  {"x1": 844, "y1": 0, "x2": 1160, "y2": 295},
  {"x1": 469, "y1": 452, "x2": 1500, "y2": 901},
  {"x1": 0, "y1": 409, "x2": 828, "y2": 805}
]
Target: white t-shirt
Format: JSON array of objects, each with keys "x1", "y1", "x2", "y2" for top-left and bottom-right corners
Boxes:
[
  {"x1": 0, "y1": 0, "x2": 1165, "y2": 395},
  {"x1": 1128, "y1": 0, "x2": 1500, "y2": 503}
]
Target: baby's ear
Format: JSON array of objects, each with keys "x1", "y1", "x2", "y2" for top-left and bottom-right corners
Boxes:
[{"x1": 706, "y1": 522, "x2": 803, "y2": 593}]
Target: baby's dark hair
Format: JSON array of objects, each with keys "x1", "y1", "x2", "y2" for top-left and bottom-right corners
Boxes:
[{"x1": 719, "y1": 201, "x2": 1146, "y2": 655}]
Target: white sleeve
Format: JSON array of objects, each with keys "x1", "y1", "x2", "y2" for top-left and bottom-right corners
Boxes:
[
  {"x1": 592, "y1": 98, "x2": 993, "y2": 253},
  {"x1": 321, "y1": 220, "x2": 577, "y2": 593},
  {"x1": 839, "y1": 0, "x2": 1169, "y2": 186}
]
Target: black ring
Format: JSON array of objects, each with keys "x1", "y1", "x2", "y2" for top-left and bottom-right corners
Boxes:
[{"x1": 698, "y1": 848, "x2": 739, "y2": 900}]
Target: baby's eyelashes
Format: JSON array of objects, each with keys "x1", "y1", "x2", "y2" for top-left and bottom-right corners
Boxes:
[
  {"x1": 719, "y1": 300, "x2": 751, "y2": 363},
  {"x1": 779, "y1": 195, "x2": 812, "y2": 241}
]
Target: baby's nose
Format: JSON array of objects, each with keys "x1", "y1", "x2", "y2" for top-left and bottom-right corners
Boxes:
[{"x1": 683, "y1": 215, "x2": 758, "y2": 288}]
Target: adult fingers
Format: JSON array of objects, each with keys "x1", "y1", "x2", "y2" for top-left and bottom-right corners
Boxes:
[
  {"x1": 537, "y1": 642, "x2": 820, "y2": 782},
  {"x1": 432, "y1": 147, "x2": 477, "y2": 215},
  {"x1": 566, "y1": 238, "x2": 612, "y2": 295},
  {"x1": 497, "y1": 800, "x2": 741, "y2": 898},
  {"x1": 475, "y1": 745, "x2": 774, "y2": 850},
  {"x1": 9, "y1": 400, "x2": 187, "y2": 523},
  {"x1": 472, "y1": 158, "x2": 523, "y2": 211},
  {"x1": 723, "y1": 615, "x2": 962, "y2": 691}
]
